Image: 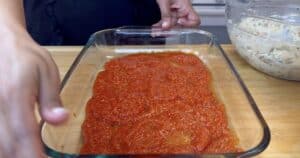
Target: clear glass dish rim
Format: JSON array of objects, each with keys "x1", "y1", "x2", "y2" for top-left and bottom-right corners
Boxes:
[
  {"x1": 227, "y1": 13, "x2": 300, "y2": 44},
  {"x1": 41, "y1": 27, "x2": 271, "y2": 158}
]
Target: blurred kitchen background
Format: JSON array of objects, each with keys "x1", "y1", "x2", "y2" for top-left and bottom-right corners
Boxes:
[{"x1": 192, "y1": 0, "x2": 230, "y2": 44}]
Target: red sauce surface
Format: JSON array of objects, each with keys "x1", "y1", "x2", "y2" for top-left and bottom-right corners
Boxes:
[{"x1": 81, "y1": 52, "x2": 240, "y2": 154}]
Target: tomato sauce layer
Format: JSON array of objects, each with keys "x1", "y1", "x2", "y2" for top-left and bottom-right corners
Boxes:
[{"x1": 81, "y1": 52, "x2": 240, "y2": 154}]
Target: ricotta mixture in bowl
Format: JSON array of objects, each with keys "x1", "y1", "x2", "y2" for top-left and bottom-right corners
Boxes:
[{"x1": 228, "y1": 16, "x2": 300, "y2": 81}]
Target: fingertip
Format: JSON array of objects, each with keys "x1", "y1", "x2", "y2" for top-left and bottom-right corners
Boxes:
[
  {"x1": 162, "y1": 21, "x2": 169, "y2": 28},
  {"x1": 52, "y1": 107, "x2": 68, "y2": 116},
  {"x1": 177, "y1": 18, "x2": 186, "y2": 25},
  {"x1": 42, "y1": 107, "x2": 69, "y2": 125},
  {"x1": 162, "y1": 20, "x2": 171, "y2": 29},
  {"x1": 177, "y1": 18, "x2": 200, "y2": 28},
  {"x1": 189, "y1": 12, "x2": 201, "y2": 26},
  {"x1": 152, "y1": 22, "x2": 161, "y2": 27}
]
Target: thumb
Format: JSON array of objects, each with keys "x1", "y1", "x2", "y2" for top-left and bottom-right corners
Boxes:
[
  {"x1": 38, "y1": 51, "x2": 68, "y2": 125},
  {"x1": 177, "y1": 10, "x2": 201, "y2": 27},
  {"x1": 40, "y1": 98, "x2": 68, "y2": 125},
  {"x1": 156, "y1": 0, "x2": 172, "y2": 29}
]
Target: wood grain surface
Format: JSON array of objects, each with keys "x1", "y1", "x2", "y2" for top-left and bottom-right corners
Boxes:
[{"x1": 45, "y1": 45, "x2": 300, "y2": 158}]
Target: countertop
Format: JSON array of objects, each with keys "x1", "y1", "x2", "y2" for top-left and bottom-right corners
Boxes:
[{"x1": 46, "y1": 45, "x2": 300, "y2": 158}]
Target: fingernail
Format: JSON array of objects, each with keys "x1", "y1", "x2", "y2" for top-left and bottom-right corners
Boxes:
[
  {"x1": 162, "y1": 21, "x2": 169, "y2": 28},
  {"x1": 52, "y1": 107, "x2": 68, "y2": 115},
  {"x1": 178, "y1": 19, "x2": 184, "y2": 25}
]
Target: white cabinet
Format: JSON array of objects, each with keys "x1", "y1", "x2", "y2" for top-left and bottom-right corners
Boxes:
[
  {"x1": 192, "y1": 0, "x2": 226, "y2": 26},
  {"x1": 191, "y1": 0, "x2": 225, "y2": 4}
]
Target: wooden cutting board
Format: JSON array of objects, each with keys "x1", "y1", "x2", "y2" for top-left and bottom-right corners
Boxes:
[{"x1": 45, "y1": 45, "x2": 300, "y2": 158}]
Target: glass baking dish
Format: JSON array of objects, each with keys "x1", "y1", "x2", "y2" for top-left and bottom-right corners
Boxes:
[{"x1": 41, "y1": 27, "x2": 270, "y2": 158}]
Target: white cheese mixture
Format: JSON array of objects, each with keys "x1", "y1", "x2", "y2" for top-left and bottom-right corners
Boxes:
[{"x1": 228, "y1": 17, "x2": 300, "y2": 81}]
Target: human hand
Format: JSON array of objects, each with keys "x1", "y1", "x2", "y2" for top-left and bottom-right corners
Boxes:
[
  {"x1": 0, "y1": 30, "x2": 68, "y2": 158},
  {"x1": 154, "y1": 0, "x2": 200, "y2": 29}
]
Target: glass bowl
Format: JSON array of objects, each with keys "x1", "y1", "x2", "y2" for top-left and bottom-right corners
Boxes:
[
  {"x1": 226, "y1": 0, "x2": 300, "y2": 81},
  {"x1": 41, "y1": 27, "x2": 270, "y2": 158}
]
